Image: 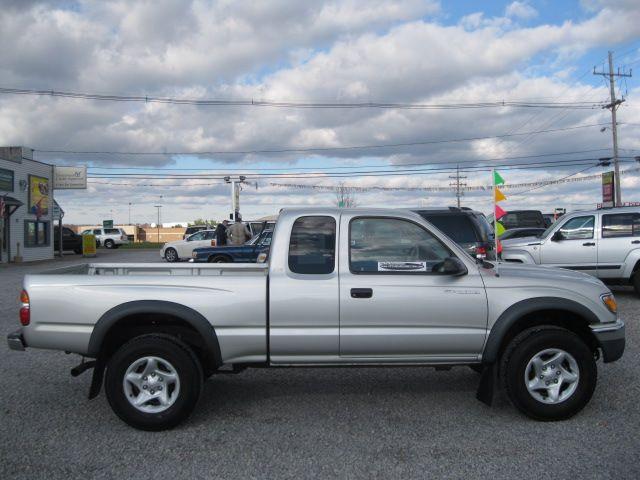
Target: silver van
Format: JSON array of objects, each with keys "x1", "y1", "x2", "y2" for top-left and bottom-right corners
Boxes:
[{"x1": 501, "y1": 206, "x2": 640, "y2": 294}]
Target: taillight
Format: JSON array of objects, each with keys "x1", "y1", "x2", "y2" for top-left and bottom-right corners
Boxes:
[
  {"x1": 476, "y1": 246, "x2": 487, "y2": 255},
  {"x1": 19, "y1": 289, "x2": 30, "y2": 326},
  {"x1": 211, "y1": 239, "x2": 217, "y2": 246}
]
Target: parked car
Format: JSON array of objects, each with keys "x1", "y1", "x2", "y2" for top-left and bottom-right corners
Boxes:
[
  {"x1": 501, "y1": 206, "x2": 640, "y2": 295},
  {"x1": 490, "y1": 210, "x2": 546, "y2": 230},
  {"x1": 8, "y1": 208, "x2": 624, "y2": 430},
  {"x1": 161, "y1": 229, "x2": 216, "y2": 262},
  {"x1": 499, "y1": 227, "x2": 546, "y2": 241},
  {"x1": 183, "y1": 225, "x2": 211, "y2": 240},
  {"x1": 81, "y1": 227, "x2": 129, "y2": 249},
  {"x1": 191, "y1": 229, "x2": 273, "y2": 263},
  {"x1": 54, "y1": 226, "x2": 84, "y2": 254},
  {"x1": 413, "y1": 207, "x2": 495, "y2": 259}
]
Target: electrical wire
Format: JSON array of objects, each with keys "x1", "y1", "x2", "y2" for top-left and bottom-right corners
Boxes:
[
  {"x1": 0, "y1": 87, "x2": 607, "y2": 109},
  {"x1": 34, "y1": 122, "x2": 612, "y2": 157}
]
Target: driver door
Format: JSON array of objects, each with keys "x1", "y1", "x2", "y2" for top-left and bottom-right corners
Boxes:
[
  {"x1": 180, "y1": 231, "x2": 212, "y2": 257},
  {"x1": 338, "y1": 215, "x2": 488, "y2": 360},
  {"x1": 540, "y1": 215, "x2": 597, "y2": 274}
]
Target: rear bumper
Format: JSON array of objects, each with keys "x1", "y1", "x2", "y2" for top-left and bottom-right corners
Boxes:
[
  {"x1": 591, "y1": 319, "x2": 625, "y2": 363},
  {"x1": 7, "y1": 330, "x2": 26, "y2": 351}
]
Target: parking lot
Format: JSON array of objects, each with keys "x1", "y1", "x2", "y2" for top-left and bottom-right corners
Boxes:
[{"x1": 1, "y1": 249, "x2": 639, "y2": 479}]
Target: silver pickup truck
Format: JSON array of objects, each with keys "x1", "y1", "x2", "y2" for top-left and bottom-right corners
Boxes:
[{"x1": 7, "y1": 208, "x2": 625, "y2": 430}]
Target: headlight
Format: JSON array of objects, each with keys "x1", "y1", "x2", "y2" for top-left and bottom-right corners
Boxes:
[{"x1": 601, "y1": 293, "x2": 617, "y2": 314}]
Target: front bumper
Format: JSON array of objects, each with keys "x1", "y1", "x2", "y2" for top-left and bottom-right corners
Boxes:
[
  {"x1": 7, "y1": 330, "x2": 26, "y2": 351},
  {"x1": 591, "y1": 319, "x2": 625, "y2": 363}
]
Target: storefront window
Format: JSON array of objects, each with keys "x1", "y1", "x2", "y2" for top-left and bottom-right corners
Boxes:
[{"x1": 24, "y1": 220, "x2": 49, "y2": 247}]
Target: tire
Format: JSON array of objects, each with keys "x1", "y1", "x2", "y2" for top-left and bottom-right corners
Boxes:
[
  {"x1": 105, "y1": 334, "x2": 203, "y2": 431},
  {"x1": 632, "y1": 272, "x2": 640, "y2": 296},
  {"x1": 502, "y1": 327, "x2": 596, "y2": 421},
  {"x1": 209, "y1": 255, "x2": 231, "y2": 263},
  {"x1": 104, "y1": 239, "x2": 115, "y2": 249},
  {"x1": 164, "y1": 248, "x2": 179, "y2": 262}
]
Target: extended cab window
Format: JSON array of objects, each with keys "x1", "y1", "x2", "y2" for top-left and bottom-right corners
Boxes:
[
  {"x1": 350, "y1": 218, "x2": 451, "y2": 273},
  {"x1": 557, "y1": 216, "x2": 594, "y2": 240},
  {"x1": 602, "y1": 213, "x2": 640, "y2": 238},
  {"x1": 288, "y1": 216, "x2": 336, "y2": 274}
]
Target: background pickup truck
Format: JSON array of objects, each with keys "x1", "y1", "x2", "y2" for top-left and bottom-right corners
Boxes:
[
  {"x1": 191, "y1": 228, "x2": 273, "y2": 263},
  {"x1": 8, "y1": 208, "x2": 625, "y2": 430}
]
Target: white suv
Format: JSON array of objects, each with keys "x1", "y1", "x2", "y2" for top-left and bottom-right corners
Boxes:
[
  {"x1": 501, "y1": 206, "x2": 640, "y2": 294},
  {"x1": 81, "y1": 228, "x2": 129, "y2": 249}
]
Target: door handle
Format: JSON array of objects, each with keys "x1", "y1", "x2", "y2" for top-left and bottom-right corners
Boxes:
[
  {"x1": 632, "y1": 240, "x2": 640, "y2": 244},
  {"x1": 582, "y1": 242, "x2": 595, "y2": 246},
  {"x1": 351, "y1": 288, "x2": 373, "y2": 299}
]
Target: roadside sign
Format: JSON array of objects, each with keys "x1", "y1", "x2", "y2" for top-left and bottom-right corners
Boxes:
[
  {"x1": 602, "y1": 171, "x2": 615, "y2": 208},
  {"x1": 103, "y1": 219, "x2": 113, "y2": 229},
  {"x1": 82, "y1": 234, "x2": 97, "y2": 257},
  {"x1": 54, "y1": 166, "x2": 87, "y2": 189}
]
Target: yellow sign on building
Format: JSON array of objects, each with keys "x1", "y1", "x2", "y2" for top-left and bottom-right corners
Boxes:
[{"x1": 28, "y1": 175, "x2": 49, "y2": 217}]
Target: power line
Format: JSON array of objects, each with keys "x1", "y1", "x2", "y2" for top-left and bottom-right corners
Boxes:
[
  {"x1": 83, "y1": 148, "x2": 614, "y2": 172},
  {"x1": 34, "y1": 122, "x2": 612, "y2": 157},
  {"x1": 0, "y1": 86, "x2": 607, "y2": 109}
]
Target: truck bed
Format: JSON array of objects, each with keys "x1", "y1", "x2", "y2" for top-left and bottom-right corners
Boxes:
[{"x1": 23, "y1": 263, "x2": 268, "y2": 363}]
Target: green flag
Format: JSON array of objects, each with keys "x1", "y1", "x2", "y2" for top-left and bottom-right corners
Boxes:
[
  {"x1": 494, "y1": 170, "x2": 505, "y2": 185},
  {"x1": 496, "y1": 221, "x2": 506, "y2": 236}
]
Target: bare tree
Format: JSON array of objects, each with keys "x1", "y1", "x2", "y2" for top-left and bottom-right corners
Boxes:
[{"x1": 335, "y1": 183, "x2": 357, "y2": 208}]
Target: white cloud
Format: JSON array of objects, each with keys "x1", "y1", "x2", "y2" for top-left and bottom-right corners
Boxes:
[{"x1": 505, "y1": 1, "x2": 538, "y2": 20}]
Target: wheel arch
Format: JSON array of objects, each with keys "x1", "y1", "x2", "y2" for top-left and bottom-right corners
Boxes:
[
  {"x1": 483, "y1": 297, "x2": 600, "y2": 364},
  {"x1": 88, "y1": 300, "x2": 222, "y2": 370},
  {"x1": 209, "y1": 253, "x2": 233, "y2": 263}
]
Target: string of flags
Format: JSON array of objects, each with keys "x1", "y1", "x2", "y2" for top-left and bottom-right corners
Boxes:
[{"x1": 493, "y1": 170, "x2": 506, "y2": 255}]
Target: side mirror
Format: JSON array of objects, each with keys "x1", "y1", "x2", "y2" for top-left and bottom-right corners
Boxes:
[
  {"x1": 551, "y1": 231, "x2": 564, "y2": 242},
  {"x1": 434, "y1": 257, "x2": 468, "y2": 276}
]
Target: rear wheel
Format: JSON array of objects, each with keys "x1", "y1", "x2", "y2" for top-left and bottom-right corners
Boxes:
[
  {"x1": 105, "y1": 335, "x2": 203, "y2": 431},
  {"x1": 502, "y1": 327, "x2": 596, "y2": 421},
  {"x1": 209, "y1": 255, "x2": 231, "y2": 263}
]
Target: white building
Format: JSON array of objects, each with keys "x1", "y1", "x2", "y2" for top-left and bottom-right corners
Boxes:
[{"x1": 0, "y1": 146, "x2": 54, "y2": 263}]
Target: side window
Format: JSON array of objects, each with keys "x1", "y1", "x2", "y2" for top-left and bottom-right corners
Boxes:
[
  {"x1": 93, "y1": 229, "x2": 102, "y2": 235},
  {"x1": 350, "y1": 218, "x2": 451, "y2": 273},
  {"x1": 288, "y1": 216, "x2": 336, "y2": 274},
  {"x1": 602, "y1": 213, "x2": 639, "y2": 238},
  {"x1": 188, "y1": 231, "x2": 206, "y2": 241},
  {"x1": 558, "y1": 216, "x2": 594, "y2": 240}
]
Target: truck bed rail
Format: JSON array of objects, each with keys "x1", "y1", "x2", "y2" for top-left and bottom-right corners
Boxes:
[{"x1": 39, "y1": 263, "x2": 268, "y2": 276}]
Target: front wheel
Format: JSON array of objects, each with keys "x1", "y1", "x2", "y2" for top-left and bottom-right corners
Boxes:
[
  {"x1": 164, "y1": 248, "x2": 179, "y2": 262},
  {"x1": 502, "y1": 327, "x2": 596, "y2": 421},
  {"x1": 105, "y1": 335, "x2": 203, "y2": 431},
  {"x1": 104, "y1": 239, "x2": 115, "y2": 249}
]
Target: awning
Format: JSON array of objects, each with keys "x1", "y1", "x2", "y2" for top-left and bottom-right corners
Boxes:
[{"x1": 1, "y1": 196, "x2": 23, "y2": 217}]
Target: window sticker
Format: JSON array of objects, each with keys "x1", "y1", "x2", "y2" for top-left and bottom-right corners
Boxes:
[{"x1": 377, "y1": 261, "x2": 427, "y2": 272}]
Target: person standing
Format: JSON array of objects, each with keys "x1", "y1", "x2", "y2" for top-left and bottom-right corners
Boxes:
[
  {"x1": 228, "y1": 215, "x2": 251, "y2": 245},
  {"x1": 215, "y1": 219, "x2": 229, "y2": 246}
]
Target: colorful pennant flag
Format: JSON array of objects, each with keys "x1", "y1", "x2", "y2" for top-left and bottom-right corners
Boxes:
[{"x1": 493, "y1": 169, "x2": 507, "y2": 256}]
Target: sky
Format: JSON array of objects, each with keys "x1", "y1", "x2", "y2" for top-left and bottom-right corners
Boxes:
[{"x1": 1, "y1": 0, "x2": 639, "y2": 225}]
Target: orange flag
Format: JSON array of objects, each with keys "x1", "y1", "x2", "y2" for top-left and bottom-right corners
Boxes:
[{"x1": 494, "y1": 187, "x2": 506, "y2": 202}]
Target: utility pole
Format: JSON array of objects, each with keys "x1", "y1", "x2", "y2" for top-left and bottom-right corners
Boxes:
[
  {"x1": 449, "y1": 165, "x2": 467, "y2": 208},
  {"x1": 128, "y1": 202, "x2": 132, "y2": 225},
  {"x1": 594, "y1": 51, "x2": 632, "y2": 207},
  {"x1": 154, "y1": 205, "x2": 162, "y2": 244},
  {"x1": 224, "y1": 175, "x2": 246, "y2": 220}
]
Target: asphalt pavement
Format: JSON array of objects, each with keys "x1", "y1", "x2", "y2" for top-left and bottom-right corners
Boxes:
[{"x1": 1, "y1": 249, "x2": 639, "y2": 479}]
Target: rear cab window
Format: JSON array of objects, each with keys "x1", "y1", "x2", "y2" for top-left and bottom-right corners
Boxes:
[{"x1": 288, "y1": 216, "x2": 336, "y2": 274}]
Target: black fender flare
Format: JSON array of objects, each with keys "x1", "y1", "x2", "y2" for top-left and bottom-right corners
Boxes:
[
  {"x1": 87, "y1": 300, "x2": 222, "y2": 367},
  {"x1": 482, "y1": 297, "x2": 599, "y2": 364}
]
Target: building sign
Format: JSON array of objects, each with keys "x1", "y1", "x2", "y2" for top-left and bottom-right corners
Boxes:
[
  {"x1": 54, "y1": 166, "x2": 87, "y2": 189},
  {"x1": 602, "y1": 171, "x2": 615, "y2": 208},
  {"x1": 0, "y1": 168, "x2": 13, "y2": 192},
  {"x1": 28, "y1": 175, "x2": 49, "y2": 218},
  {"x1": 103, "y1": 219, "x2": 113, "y2": 229}
]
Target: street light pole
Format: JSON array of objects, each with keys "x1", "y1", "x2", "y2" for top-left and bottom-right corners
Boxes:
[
  {"x1": 154, "y1": 205, "x2": 162, "y2": 244},
  {"x1": 128, "y1": 202, "x2": 132, "y2": 225},
  {"x1": 224, "y1": 176, "x2": 246, "y2": 221}
]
